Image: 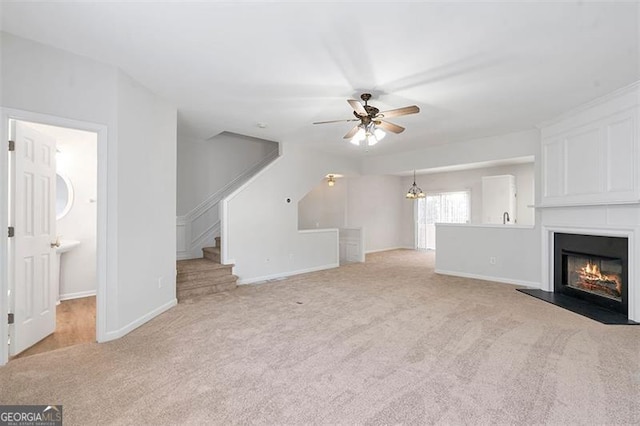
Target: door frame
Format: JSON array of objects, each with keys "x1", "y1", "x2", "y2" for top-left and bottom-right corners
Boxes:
[{"x1": 1, "y1": 108, "x2": 109, "y2": 365}]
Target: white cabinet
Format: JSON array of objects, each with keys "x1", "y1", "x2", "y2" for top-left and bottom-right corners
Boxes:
[
  {"x1": 338, "y1": 228, "x2": 364, "y2": 263},
  {"x1": 482, "y1": 175, "x2": 516, "y2": 224}
]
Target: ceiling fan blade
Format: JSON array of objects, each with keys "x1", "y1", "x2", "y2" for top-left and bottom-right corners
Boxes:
[
  {"x1": 343, "y1": 126, "x2": 360, "y2": 139},
  {"x1": 348, "y1": 99, "x2": 367, "y2": 116},
  {"x1": 313, "y1": 118, "x2": 359, "y2": 125},
  {"x1": 377, "y1": 120, "x2": 405, "y2": 134},
  {"x1": 378, "y1": 105, "x2": 420, "y2": 119}
]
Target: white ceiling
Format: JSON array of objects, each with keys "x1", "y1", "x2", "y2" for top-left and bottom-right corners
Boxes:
[{"x1": 1, "y1": 1, "x2": 638, "y2": 158}]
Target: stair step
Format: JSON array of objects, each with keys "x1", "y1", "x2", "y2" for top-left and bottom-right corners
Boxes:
[
  {"x1": 176, "y1": 254, "x2": 237, "y2": 302},
  {"x1": 202, "y1": 246, "x2": 220, "y2": 263},
  {"x1": 177, "y1": 274, "x2": 238, "y2": 291},
  {"x1": 176, "y1": 242, "x2": 237, "y2": 302},
  {"x1": 177, "y1": 258, "x2": 231, "y2": 273},
  {"x1": 177, "y1": 280, "x2": 237, "y2": 301},
  {"x1": 177, "y1": 267, "x2": 233, "y2": 283}
]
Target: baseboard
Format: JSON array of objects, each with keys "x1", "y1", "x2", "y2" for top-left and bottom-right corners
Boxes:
[
  {"x1": 59, "y1": 290, "x2": 96, "y2": 301},
  {"x1": 176, "y1": 251, "x2": 191, "y2": 260},
  {"x1": 434, "y1": 269, "x2": 541, "y2": 288},
  {"x1": 237, "y1": 263, "x2": 339, "y2": 285},
  {"x1": 101, "y1": 298, "x2": 177, "y2": 343},
  {"x1": 365, "y1": 246, "x2": 413, "y2": 254}
]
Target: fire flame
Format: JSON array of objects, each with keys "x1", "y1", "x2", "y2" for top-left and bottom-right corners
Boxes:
[
  {"x1": 583, "y1": 261, "x2": 601, "y2": 276},
  {"x1": 579, "y1": 260, "x2": 622, "y2": 295}
]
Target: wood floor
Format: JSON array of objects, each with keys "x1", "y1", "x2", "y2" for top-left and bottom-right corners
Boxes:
[{"x1": 12, "y1": 296, "x2": 96, "y2": 360}]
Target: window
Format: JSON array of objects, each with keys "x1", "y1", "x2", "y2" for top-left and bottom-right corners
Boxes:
[{"x1": 416, "y1": 190, "x2": 470, "y2": 250}]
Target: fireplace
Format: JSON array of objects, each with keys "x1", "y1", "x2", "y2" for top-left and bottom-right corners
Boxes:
[{"x1": 554, "y1": 233, "x2": 628, "y2": 314}]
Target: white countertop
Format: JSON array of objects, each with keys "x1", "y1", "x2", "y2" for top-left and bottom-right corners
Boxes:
[{"x1": 435, "y1": 223, "x2": 535, "y2": 230}]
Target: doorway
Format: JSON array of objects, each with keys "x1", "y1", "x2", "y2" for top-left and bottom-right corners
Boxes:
[
  {"x1": 415, "y1": 190, "x2": 471, "y2": 250},
  {"x1": 10, "y1": 121, "x2": 97, "y2": 358},
  {"x1": 1, "y1": 109, "x2": 108, "y2": 365}
]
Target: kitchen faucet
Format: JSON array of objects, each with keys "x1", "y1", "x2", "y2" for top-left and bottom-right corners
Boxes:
[{"x1": 503, "y1": 211, "x2": 510, "y2": 224}]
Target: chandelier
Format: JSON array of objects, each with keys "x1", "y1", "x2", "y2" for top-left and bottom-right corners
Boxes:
[{"x1": 406, "y1": 170, "x2": 425, "y2": 199}]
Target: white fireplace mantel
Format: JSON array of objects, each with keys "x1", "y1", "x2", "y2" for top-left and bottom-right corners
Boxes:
[
  {"x1": 539, "y1": 82, "x2": 640, "y2": 322},
  {"x1": 541, "y1": 219, "x2": 639, "y2": 322}
]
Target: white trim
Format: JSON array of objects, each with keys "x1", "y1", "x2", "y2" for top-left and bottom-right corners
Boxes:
[
  {"x1": 102, "y1": 298, "x2": 177, "y2": 342},
  {"x1": 434, "y1": 269, "x2": 541, "y2": 288},
  {"x1": 365, "y1": 246, "x2": 413, "y2": 254},
  {"x1": 541, "y1": 224, "x2": 638, "y2": 321},
  {"x1": 537, "y1": 81, "x2": 640, "y2": 130},
  {"x1": 298, "y1": 228, "x2": 339, "y2": 234},
  {"x1": 436, "y1": 223, "x2": 535, "y2": 230},
  {"x1": 0, "y1": 115, "x2": 9, "y2": 366},
  {"x1": 532, "y1": 199, "x2": 640, "y2": 209},
  {"x1": 0, "y1": 108, "x2": 109, "y2": 366},
  {"x1": 59, "y1": 290, "x2": 96, "y2": 301},
  {"x1": 177, "y1": 222, "x2": 220, "y2": 260},
  {"x1": 359, "y1": 227, "x2": 366, "y2": 262},
  {"x1": 237, "y1": 263, "x2": 339, "y2": 285},
  {"x1": 224, "y1": 149, "x2": 283, "y2": 203}
]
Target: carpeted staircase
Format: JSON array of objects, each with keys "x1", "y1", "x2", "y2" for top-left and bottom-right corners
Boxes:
[{"x1": 176, "y1": 237, "x2": 237, "y2": 301}]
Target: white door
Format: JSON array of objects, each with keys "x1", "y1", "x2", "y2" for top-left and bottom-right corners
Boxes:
[
  {"x1": 416, "y1": 191, "x2": 471, "y2": 250},
  {"x1": 415, "y1": 198, "x2": 436, "y2": 250},
  {"x1": 9, "y1": 121, "x2": 57, "y2": 355}
]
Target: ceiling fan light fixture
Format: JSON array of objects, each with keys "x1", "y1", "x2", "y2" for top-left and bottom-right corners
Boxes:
[
  {"x1": 314, "y1": 93, "x2": 420, "y2": 147},
  {"x1": 350, "y1": 127, "x2": 366, "y2": 145}
]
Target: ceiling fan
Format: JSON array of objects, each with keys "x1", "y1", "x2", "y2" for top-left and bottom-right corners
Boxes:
[{"x1": 313, "y1": 93, "x2": 420, "y2": 146}]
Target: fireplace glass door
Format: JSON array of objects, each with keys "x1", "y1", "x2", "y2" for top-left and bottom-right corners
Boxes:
[
  {"x1": 554, "y1": 233, "x2": 628, "y2": 314},
  {"x1": 564, "y1": 253, "x2": 623, "y2": 302}
]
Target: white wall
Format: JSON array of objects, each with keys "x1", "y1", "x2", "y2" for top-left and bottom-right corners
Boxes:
[
  {"x1": 223, "y1": 143, "x2": 358, "y2": 283},
  {"x1": 435, "y1": 224, "x2": 541, "y2": 287},
  {"x1": 362, "y1": 129, "x2": 539, "y2": 175},
  {"x1": 298, "y1": 177, "x2": 348, "y2": 230},
  {"x1": 298, "y1": 174, "x2": 414, "y2": 254},
  {"x1": 346, "y1": 175, "x2": 414, "y2": 252},
  {"x1": 177, "y1": 131, "x2": 278, "y2": 215},
  {"x1": 28, "y1": 123, "x2": 98, "y2": 300},
  {"x1": 116, "y1": 71, "x2": 177, "y2": 330},
  {"x1": 0, "y1": 32, "x2": 177, "y2": 345},
  {"x1": 403, "y1": 163, "x2": 535, "y2": 226}
]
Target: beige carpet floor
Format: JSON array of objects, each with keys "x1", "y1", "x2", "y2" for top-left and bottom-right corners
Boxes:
[{"x1": 1, "y1": 250, "x2": 639, "y2": 425}]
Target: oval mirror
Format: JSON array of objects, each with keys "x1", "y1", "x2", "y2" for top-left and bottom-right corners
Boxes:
[{"x1": 56, "y1": 173, "x2": 74, "y2": 220}]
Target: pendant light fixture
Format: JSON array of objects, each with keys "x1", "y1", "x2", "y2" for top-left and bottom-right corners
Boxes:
[{"x1": 406, "y1": 170, "x2": 425, "y2": 199}]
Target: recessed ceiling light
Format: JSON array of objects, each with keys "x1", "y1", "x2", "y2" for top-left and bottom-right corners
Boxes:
[{"x1": 257, "y1": 122, "x2": 268, "y2": 128}]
